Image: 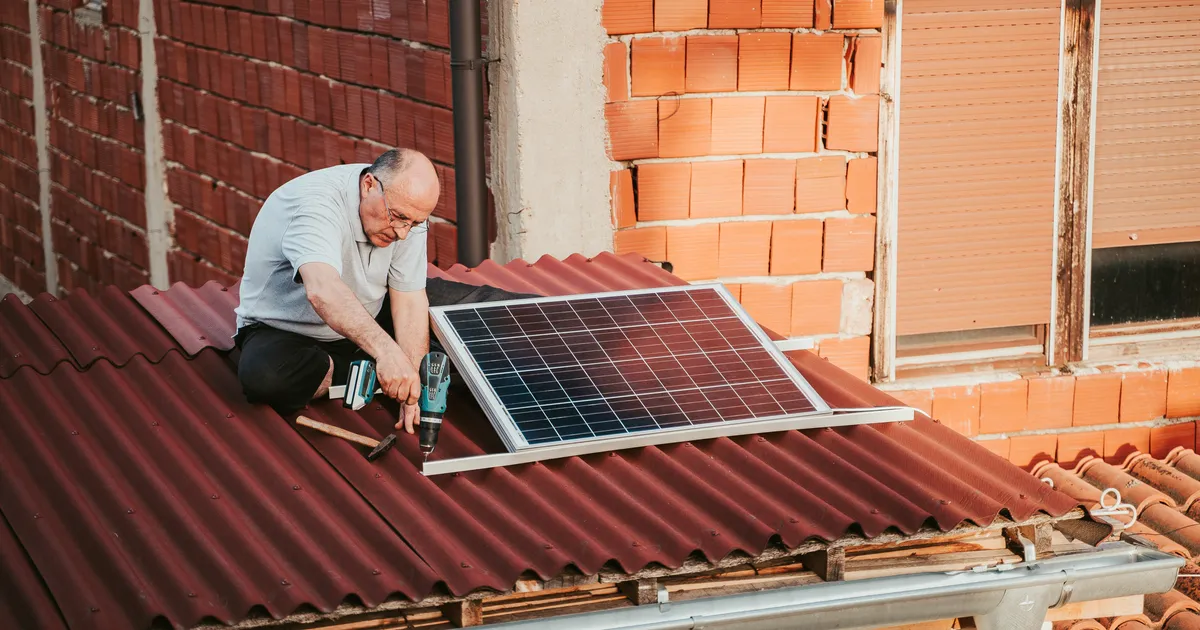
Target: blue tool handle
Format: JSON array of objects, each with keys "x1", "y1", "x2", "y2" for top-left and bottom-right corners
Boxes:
[{"x1": 418, "y1": 351, "x2": 451, "y2": 414}]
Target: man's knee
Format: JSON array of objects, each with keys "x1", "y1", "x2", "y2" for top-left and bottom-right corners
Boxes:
[{"x1": 237, "y1": 344, "x2": 331, "y2": 413}]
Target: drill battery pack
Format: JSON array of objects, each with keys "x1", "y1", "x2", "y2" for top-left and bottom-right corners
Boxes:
[{"x1": 344, "y1": 359, "x2": 377, "y2": 411}]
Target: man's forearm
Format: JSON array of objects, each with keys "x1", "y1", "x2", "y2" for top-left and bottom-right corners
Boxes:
[
  {"x1": 308, "y1": 279, "x2": 399, "y2": 360},
  {"x1": 390, "y1": 289, "x2": 430, "y2": 368}
]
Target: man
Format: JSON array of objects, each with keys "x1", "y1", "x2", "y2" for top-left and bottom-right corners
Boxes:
[{"x1": 233, "y1": 148, "x2": 528, "y2": 433}]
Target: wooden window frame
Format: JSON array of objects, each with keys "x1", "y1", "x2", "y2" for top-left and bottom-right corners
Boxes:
[{"x1": 872, "y1": 0, "x2": 1200, "y2": 384}]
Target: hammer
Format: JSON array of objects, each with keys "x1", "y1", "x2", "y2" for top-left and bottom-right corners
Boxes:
[{"x1": 295, "y1": 415, "x2": 397, "y2": 461}]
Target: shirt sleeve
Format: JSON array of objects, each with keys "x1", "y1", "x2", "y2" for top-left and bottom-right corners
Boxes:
[
  {"x1": 280, "y1": 207, "x2": 345, "y2": 282},
  {"x1": 388, "y1": 229, "x2": 429, "y2": 291}
]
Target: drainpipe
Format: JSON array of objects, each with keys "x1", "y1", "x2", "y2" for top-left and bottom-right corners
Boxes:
[{"x1": 448, "y1": 0, "x2": 489, "y2": 267}]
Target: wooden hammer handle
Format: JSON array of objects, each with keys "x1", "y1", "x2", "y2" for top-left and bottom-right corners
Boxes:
[{"x1": 295, "y1": 416, "x2": 379, "y2": 448}]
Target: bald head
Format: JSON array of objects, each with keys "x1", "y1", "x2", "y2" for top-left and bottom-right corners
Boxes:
[
  {"x1": 357, "y1": 148, "x2": 440, "y2": 247},
  {"x1": 368, "y1": 148, "x2": 439, "y2": 207}
]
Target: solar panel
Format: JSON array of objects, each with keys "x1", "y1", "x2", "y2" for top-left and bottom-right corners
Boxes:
[{"x1": 429, "y1": 283, "x2": 835, "y2": 454}]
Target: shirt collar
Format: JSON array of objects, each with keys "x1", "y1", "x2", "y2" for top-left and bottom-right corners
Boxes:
[{"x1": 347, "y1": 166, "x2": 370, "y2": 244}]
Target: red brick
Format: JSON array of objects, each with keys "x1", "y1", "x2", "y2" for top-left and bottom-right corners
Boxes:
[
  {"x1": 770, "y1": 220, "x2": 822, "y2": 276},
  {"x1": 1009, "y1": 435, "x2": 1057, "y2": 470},
  {"x1": 1027, "y1": 376, "x2": 1074, "y2": 430},
  {"x1": 606, "y1": 100, "x2": 659, "y2": 160},
  {"x1": 636, "y1": 162, "x2": 691, "y2": 222},
  {"x1": 631, "y1": 37, "x2": 685, "y2": 97},
  {"x1": 741, "y1": 283, "x2": 792, "y2": 336},
  {"x1": 611, "y1": 169, "x2": 636, "y2": 229},
  {"x1": 603, "y1": 0, "x2": 653, "y2": 35},
  {"x1": 710, "y1": 96, "x2": 764, "y2": 155},
  {"x1": 822, "y1": 216, "x2": 874, "y2": 273},
  {"x1": 1073, "y1": 373, "x2": 1122, "y2": 426},
  {"x1": 790, "y1": 279, "x2": 841, "y2": 335},
  {"x1": 717, "y1": 221, "x2": 771, "y2": 277},
  {"x1": 685, "y1": 36, "x2": 738, "y2": 94},
  {"x1": 655, "y1": 0, "x2": 707, "y2": 30},
  {"x1": 614, "y1": 226, "x2": 667, "y2": 261},
  {"x1": 1120, "y1": 370, "x2": 1168, "y2": 423},
  {"x1": 603, "y1": 41, "x2": 629, "y2": 103},
  {"x1": 763, "y1": 95, "x2": 818, "y2": 153},
  {"x1": 932, "y1": 386, "x2": 980, "y2": 438},
  {"x1": 1151, "y1": 423, "x2": 1196, "y2": 460},
  {"x1": 709, "y1": 0, "x2": 762, "y2": 28},
  {"x1": 834, "y1": 0, "x2": 884, "y2": 28},
  {"x1": 667, "y1": 223, "x2": 720, "y2": 281},
  {"x1": 850, "y1": 36, "x2": 882, "y2": 95},
  {"x1": 846, "y1": 157, "x2": 877, "y2": 214},
  {"x1": 690, "y1": 159, "x2": 743, "y2": 218},
  {"x1": 826, "y1": 95, "x2": 880, "y2": 152},
  {"x1": 743, "y1": 159, "x2": 795, "y2": 215},
  {"x1": 738, "y1": 33, "x2": 791, "y2": 91},
  {"x1": 790, "y1": 34, "x2": 843, "y2": 91},
  {"x1": 795, "y1": 156, "x2": 845, "y2": 212},
  {"x1": 657, "y1": 97, "x2": 711, "y2": 158},
  {"x1": 978, "y1": 380, "x2": 1029, "y2": 435},
  {"x1": 1167, "y1": 367, "x2": 1200, "y2": 418},
  {"x1": 817, "y1": 336, "x2": 869, "y2": 382}
]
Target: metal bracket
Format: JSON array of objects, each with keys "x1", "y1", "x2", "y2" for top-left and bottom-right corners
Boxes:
[{"x1": 657, "y1": 583, "x2": 670, "y2": 612}]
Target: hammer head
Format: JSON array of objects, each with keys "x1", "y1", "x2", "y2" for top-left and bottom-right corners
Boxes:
[{"x1": 366, "y1": 433, "x2": 397, "y2": 461}]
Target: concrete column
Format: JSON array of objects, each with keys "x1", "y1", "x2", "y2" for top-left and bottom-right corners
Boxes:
[
  {"x1": 487, "y1": 0, "x2": 613, "y2": 263},
  {"x1": 27, "y1": 0, "x2": 57, "y2": 294},
  {"x1": 139, "y1": 0, "x2": 171, "y2": 288}
]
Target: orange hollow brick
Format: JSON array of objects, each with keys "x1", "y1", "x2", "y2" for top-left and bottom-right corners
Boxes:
[
  {"x1": 711, "y1": 96, "x2": 764, "y2": 155},
  {"x1": 614, "y1": 226, "x2": 667, "y2": 261},
  {"x1": 1058, "y1": 431, "x2": 1104, "y2": 469},
  {"x1": 690, "y1": 160, "x2": 744, "y2": 218},
  {"x1": 849, "y1": 36, "x2": 882, "y2": 95},
  {"x1": 636, "y1": 162, "x2": 692, "y2": 222},
  {"x1": 976, "y1": 439, "x2": 1012, "y2": 461},
  {"x1": 814, "y1": 0, "x2": 832, "y2": 29},
  {"x1": 610, "y1": 169, "x2": 636, "y2": 229},
  {"x1": 1027, "y1": 375, "x2": 1074, "y2": 430},
  {"x1": 741, "y1": 283, "x2": 792, "y2": 337},
  {"x1": 790, "y1": 279, "x2": 841, "y2": 335},
  {"x1": 846, "y1": 157, "x2": 877, "y2": 214},
  {"x1": 655, "y1": 0, "x2": 708, "y2": 31},
  {"x1": 822, "y1": 216, "x2": 875, "y2": 273},
  {"x1": 763, "y1": 95, "x2": 818, "y2": 153},
  {"x1": 686, "y1": 36, "x2": 739, "y2": 93},
  {"x1": 818, "y1": 336, "x2": 870, "y2": 382},
  {"x1": 602, "y1": 0, "x2": 654, "y2": 35},
  {"x1": 717, "y1": 221, "x2": 772, "y2": 277},
  {"x1": 1072, "y1": 373, "x2": 1122, "y2": 427},
  {"x1": 658, "y1": 97, "x2": 711, "y2": 158},
  {"x1": 1103, "y1": 427, "x2": 1151, "y2": 465},
  {"x1": 738, "y1": 32, "x2": 791, "y2": 92},
  {"x1": 1009, "y1": 435, "x2": 1057, "y2": 470},
  {"x1": 790, "y1": 33, "x2": 843, "y2": 91},
  {"x1": 724, "y1": 283, "x2": 742, "y2": 302},
  {"x1": 769, "y1": 220, "x2": 822, "y2": 275},
  {"x1": 631, "y1": 37, "x2": 685, "y2": 97},
  {"x1": 761, "y1": 0, "x2": 813, "y2": 27},
  {"x1": 606, "y1": 100, "x2": 658, "y2": 160},
  {"x1": 932, "y1": 385, "x2": 980, "y2": 438},
  {"x1": 1167, "y1": 367, "x2": 1200, "y2": 418},
  {"x1": 978, "y1": 380, "x2": 1029, "y2": 435},
  {"x1": 795, "y1": 156, "x2": 846, "y2": 213},
  {"x1": 833, "y1": 0, "x2": 884, "y2": 29},
  {"x1": 1151, "y1": 422, "x2": 1195, "y2": 460},
  {"x1": 826, "y1": 95, "x2": 880, "y2": 152},
  {"x1": 889, "y1": 389, "x2": 933, "y2": 417},
  {"x1": 603, "y1": 41, "x2": 629, "y2": 103},
  {"x1": 666, "y1": 223, "x2": 720, "y2": 281},
  {"x1": 1120, "y1": 370, "x2": 1168, "y2": 423},
  {"x1": 743, "y1": 159, "x2": 795, "y2": 215},
  {"x1": 709, "y1": 0, "x2": 762, "y2": 29}
]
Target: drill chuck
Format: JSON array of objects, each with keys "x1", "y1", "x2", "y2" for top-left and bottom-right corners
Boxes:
[{"x1": 418, "y1": 415, "x2": 443, "y2": 455}]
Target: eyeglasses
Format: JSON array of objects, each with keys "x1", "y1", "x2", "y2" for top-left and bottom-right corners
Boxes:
[{"x1": 373, "y1": 173, "x2": 429, "y2": 235}]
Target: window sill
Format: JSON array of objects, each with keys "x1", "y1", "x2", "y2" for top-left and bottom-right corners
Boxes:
[{"x1": 1087, "y1": 318, "x2": 1200, "y2": 362}]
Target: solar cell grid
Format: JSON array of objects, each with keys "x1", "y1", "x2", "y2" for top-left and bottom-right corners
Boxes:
[{"x1": 435, "y1": 285, "x2": 829, "y2": 450}]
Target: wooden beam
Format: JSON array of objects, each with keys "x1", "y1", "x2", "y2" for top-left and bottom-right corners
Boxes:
[
  {"x1": 618, "y1": 579, "x2": 657, "y2": 605},
  {"x1": 1020, "y1": 523, "x2": 1054, "y2": 556},
  {"x1": 872, "y1": 0, "x2": 902, "y2": 383},
  {"x1": 1051, "y1": 0, "x2": 1098, "y2": 365},
  {"x1": 442, "y1": 600, "x2": 483, "y2": 628},
  {"x1": 800, "y1": 546, "x2": 846, "y2": 582}
]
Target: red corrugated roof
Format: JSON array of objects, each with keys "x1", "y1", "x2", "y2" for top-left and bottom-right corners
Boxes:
[
  {"x1": 0, "y1": 252, "x2": 1083, "y2": 629},
  {"x1": 0, "y1": 513, "x2": 66, "y2": 630}
]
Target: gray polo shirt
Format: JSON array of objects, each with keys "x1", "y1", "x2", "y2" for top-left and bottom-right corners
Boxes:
[{"x1": 234, "y1": 163, "x2": 428, "y2": 342}]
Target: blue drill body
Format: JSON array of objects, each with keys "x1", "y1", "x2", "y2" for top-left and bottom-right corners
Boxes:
[{"x1": 418, "y1": 351, "x2": 451, "y2": 459}]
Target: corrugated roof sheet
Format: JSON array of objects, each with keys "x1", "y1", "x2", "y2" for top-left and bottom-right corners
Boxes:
[
  {"x1": 0, "y1": 293, "x2": 72, "y2": 378},
  {"x1": 28, "y1": 285, "x2": 180, "y2": 368},
  {"x1": 0, "y1": 513, "x2": 66, "y2": 630},
  {"x1": 0, "y1": 350, "x2": 438, "y2": 629},
  {"x1": 0, "y1": 252, "x2": 1085, "y2": 629}
]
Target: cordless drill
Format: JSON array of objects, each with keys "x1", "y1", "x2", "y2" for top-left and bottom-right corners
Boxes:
[{"x1": 417, "y1": 351, "x2": 451, "y2": 461}]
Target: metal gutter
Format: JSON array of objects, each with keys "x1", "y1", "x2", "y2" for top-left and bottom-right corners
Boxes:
[
  {"x1": 483, "y1": 542, "x2": 1182, "y2": 630},
  {"x1": 448, "y1": 0, "x2": 489, "y2": 267}
]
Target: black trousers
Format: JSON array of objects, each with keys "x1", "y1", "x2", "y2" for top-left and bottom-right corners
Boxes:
[{"x1": 234, "y1": 277, "x2": 538, "y2": 415}]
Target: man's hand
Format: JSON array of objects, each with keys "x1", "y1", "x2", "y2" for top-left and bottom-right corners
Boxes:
[
  {"x1": 397, "y1": 403, "x2": 420, "y2": 433},
  {"x1": 376, "y1": 347, "x2": 421, "y2": 410}
]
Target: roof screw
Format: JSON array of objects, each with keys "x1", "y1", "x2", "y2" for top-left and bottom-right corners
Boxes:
[
  {"x1": 91, "y1": 345, "x2": 98, "y2": 350},
  {"x1": 152, "y1": 290, "x2": 159, "y2": 295},
  {"x1": 151, "y1": 421, "x2": 159, "y2": 426},
  {"x1": 870, "y1": 508, "x2": 880, "y2": 515},
  {"x1": 939, "y1": 499, "x2": 951, "y2": 505},
  {"x1": 374, "y1": 473, "x2": 382, "y2": 478},
  {"x1": 710, "y1": 530, "x2": 719, "y2": 537},
  {"x1": 453, "y1": 472, "x2": 460, "y2": 477},
  {"x1": 757, "y1": 436, "x2": 766, "y2": 442},
  {"x1": 281, "y1": 579, "x2": 289, "y2": 586},
  {"x1": 372, "y1": 569, "x2": 381, "y2": 575},
  {"x1": 90, "y1": 607, "x2": 99, "y2": 612},
  {"x1": 293, "y1": 485, "x2": 301, "y2": 491},
  {"x1": 375, "y1": 404, "x2": 384, "y2": 411},
  {"x1": 632, "y1": 541, "x2": 639, "y2": 547},
  {"x1": 187, "y1": 592, "x2": 196, "y2": 598},
  {"x1": 225, "y1": 413, "x2": 233, "y2": 418},
  {"x1": 684, "y1": 442, "x2": 692, "y2": 448},
  {"x1": 199, "y1": 335, "x2": 207, "y2": 340},
  {"x1": 220, "y1": 287, "x2": 228, "y2": 291},
  {"x1": 126, "y1": 508, "x2": 134, "y2": 514},
  {"x1": 543, "y1": 543, "x2": 553, "y2": 549},
  {"x1": 789, "y1": 518, "x2": 798, "y2": 523},
  {"x1": 608, "y1": 452, "x2": 616, "y2": 457},
  {"x1": 1019, "y1": 493, "x2": 1027, "y2": 499},
  {"x1": 71, "y1": 430, "x2": 79, "y2": 435},
  {"x1": 211, "y1": 494, "x2": 218, "y2": 499},
  {"x1": 32, "y1": 513, "x2": 39, "y2": 519},
  {"x1": 460, "y1": 562, "x2": 471, "y2": 568}
]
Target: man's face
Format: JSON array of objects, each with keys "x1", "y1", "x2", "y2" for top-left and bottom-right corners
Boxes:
[{"x1": 359, "y1": 172, "x2": 437, "y2": 248}]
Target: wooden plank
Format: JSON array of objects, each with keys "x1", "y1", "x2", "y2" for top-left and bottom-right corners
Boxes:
[
  {"x1": 800, "y1": 546, "x2": 846, "y2": 582},
  {"x1": 618, "y1": 579, "x2": 657, "y2": 606},
  {"x1": 873, "y1": 0, "x2": 902, "y2": 383},
  {"x1": 441, "y1": 600, "x2": 483, "y2": 628},
  {"x1": 1051, "y1": 0, "x2": 1098, "y2": 365},
  {"x1": 1021, "y1": 523, "x2": 1054, "y2": 556}
]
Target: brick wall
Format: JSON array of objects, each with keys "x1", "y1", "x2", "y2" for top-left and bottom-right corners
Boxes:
[
  {"x1": 0, "y1": 1, "x2": 43, "y2": 295},
  {"x1": 603, "y1": 0, "x2": 882, "y2": 381},
  {"x1": 153, "y1": 0, "x2": 486, "y2": 286},
  {"x1": 42, "y1": 0, "x2": 150, "y2": 293}
]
